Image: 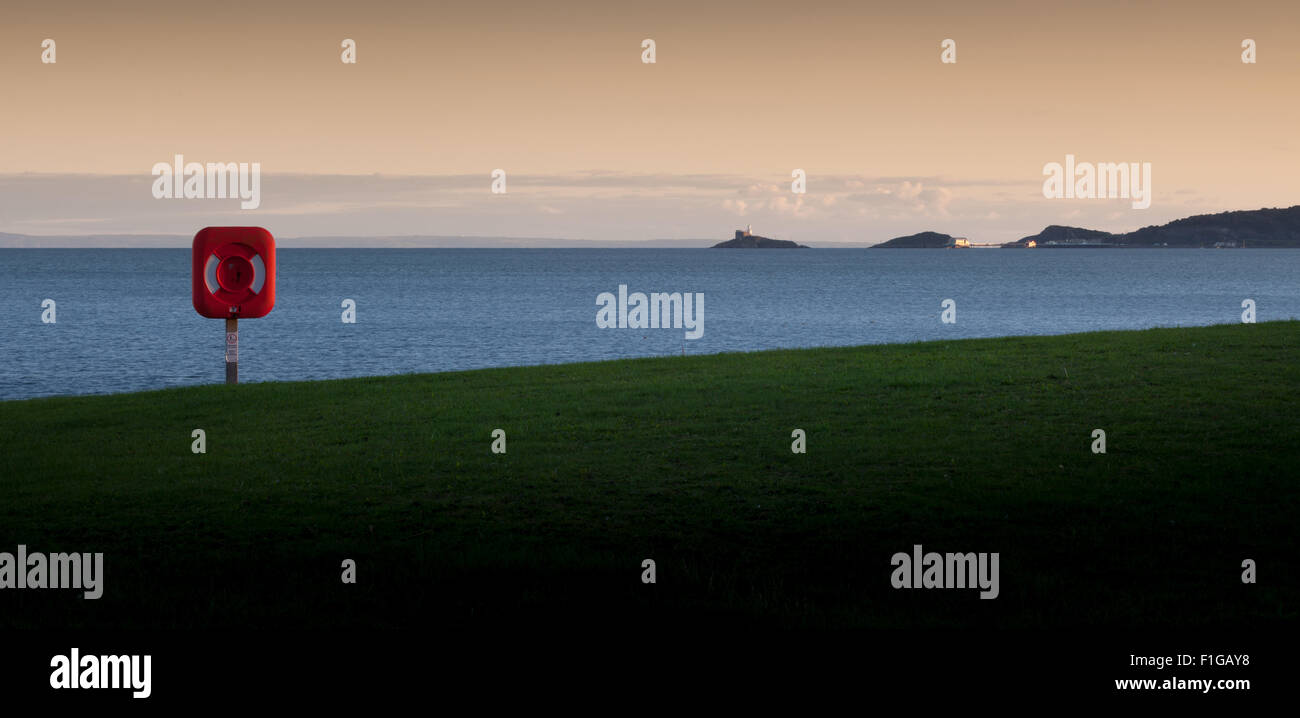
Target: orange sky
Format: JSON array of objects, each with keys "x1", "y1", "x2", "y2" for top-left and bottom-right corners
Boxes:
[{"x1": 1, "y1": 0, "x2": 1296, "y2": 242}]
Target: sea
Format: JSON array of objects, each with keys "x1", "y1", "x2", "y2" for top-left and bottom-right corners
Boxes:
[{"x1": 2, "y1": 248, "x2": 1298, "y2": 400}]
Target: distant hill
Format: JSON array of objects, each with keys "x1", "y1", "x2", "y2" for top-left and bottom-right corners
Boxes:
[
  {"x1": 1120, "y1": 206, "x2": 1300, "y2": 247},
  {"x1": 872, "y1": 206, "x2": 1300, "y2": 248},
  {"x1": 1005, "y1": 206, "x2": 1300, "y2": 248},
  {"x1": 1008, "y1": 225, "x2": 1117, "y2": 247},
  {"x1": 0, "y1": 232, "x2": 188, "y2": 248},
  {"x1": 871, "y1": 231, "x2": 956, "y2": 248}
]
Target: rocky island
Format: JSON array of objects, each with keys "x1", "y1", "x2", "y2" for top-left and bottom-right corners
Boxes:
[
  {"x1": 712, "y1": 226, "x2": 810, "y2": 248},
  {"x1": 871, "y1": 231, "x2": 961, "y2": 248}
]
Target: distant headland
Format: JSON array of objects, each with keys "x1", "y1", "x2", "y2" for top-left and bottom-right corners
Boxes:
[
  {"x1": 872, "y1": 206, "x2": 1300, "y2": 248},
  {"x1": 711, "y1": 225, "x2": 810, "y2": 249}
]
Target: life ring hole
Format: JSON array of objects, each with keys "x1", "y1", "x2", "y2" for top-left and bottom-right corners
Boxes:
[{"x1": 217, "y1": 255, "x2": 256, "y2": 293}]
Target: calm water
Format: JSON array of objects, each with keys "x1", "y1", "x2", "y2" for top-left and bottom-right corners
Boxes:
[{"x1": 2, "y1": 248, "x2": 1298, "y2": 400}]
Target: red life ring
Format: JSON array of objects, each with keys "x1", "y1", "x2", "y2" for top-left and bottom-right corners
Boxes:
[{"x1": 192, "y1": 227, "x2": 276, "y2": 318}]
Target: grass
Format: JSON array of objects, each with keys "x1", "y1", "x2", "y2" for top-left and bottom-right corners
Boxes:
[{"x1": 1, "y1": 321, "x2": 1297, "y2": 630}]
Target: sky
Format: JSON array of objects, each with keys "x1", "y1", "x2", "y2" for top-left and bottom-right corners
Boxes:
[{"x1": 0, "y1": 0, "x2": 1297, "y2": 244}]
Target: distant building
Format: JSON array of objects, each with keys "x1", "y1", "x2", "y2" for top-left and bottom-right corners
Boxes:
[
  {"x1": 735, "y1": 224, "x2": 754, "y2": 240},
  {"x1": 947, "y1": 237, "x2": 971, "y2": 248}
]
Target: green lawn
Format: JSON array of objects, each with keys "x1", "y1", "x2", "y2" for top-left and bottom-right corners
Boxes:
[{"x1": 1, "y1": 322, "x2": 1296, "y2": 629}]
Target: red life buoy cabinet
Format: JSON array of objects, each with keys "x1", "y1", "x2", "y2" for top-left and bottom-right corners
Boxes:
[{"x1": 192, "y1": 227, "x2": 276, "y2": 318}]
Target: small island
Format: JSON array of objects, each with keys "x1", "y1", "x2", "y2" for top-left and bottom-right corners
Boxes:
[
  {"x1": 712, "y1": 225, "x2": 810, "y2": 248},
  {"x1": 871, "y1": 231, "x2": 961, "y2": 249}
]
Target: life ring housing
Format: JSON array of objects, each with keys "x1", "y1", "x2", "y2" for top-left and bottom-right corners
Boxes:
[{"x1": 192, "y1": 227, "x2": 276, "y2": 318}]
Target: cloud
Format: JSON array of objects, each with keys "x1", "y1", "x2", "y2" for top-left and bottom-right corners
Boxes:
[
  {"x1": 768, "y1": 194, "x2": 812, "y2": 217},
  {"x1": 723, "y1": 199, "x2": 748, "y2": 215}
]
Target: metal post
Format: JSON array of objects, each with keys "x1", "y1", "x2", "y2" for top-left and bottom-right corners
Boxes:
[{"x1": 225, "y1": 317, "x2": 238, "y2": 384}]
